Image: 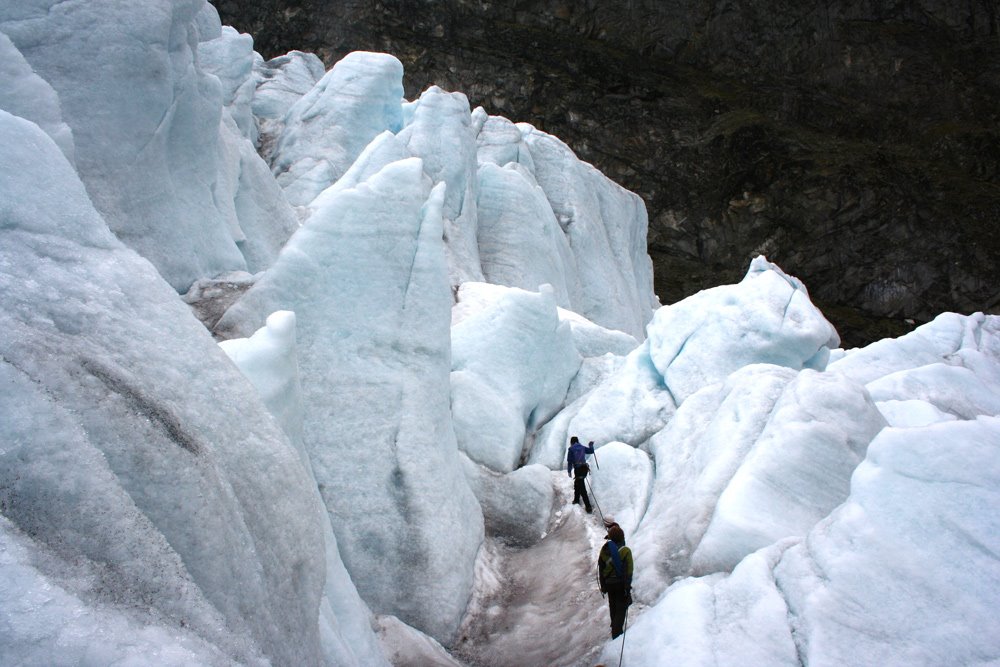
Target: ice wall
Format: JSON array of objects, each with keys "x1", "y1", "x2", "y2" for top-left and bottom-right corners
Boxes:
[
  {"x1": 451, "y1": 285, "x2": 581, "y2": 473},
  {"x1": 216, "y1": 160, "x2": 484, "y2": 642},
  {"x1": 604, "y1": 416, "x2": 1000, "y2": 666},
  {"x1": 271, "y1": 51, "x2": 405, "y2": 206},
  {"x1": 474, "y1": 114, "x2": 658, "y2": 338},
  {"x1": 262, "y1": 57, "x2": 657, "y2": 339},
  {"x1": 220, "y1": 313, "x2": 389, "y2": 666},
  {"x1": 0, "y1": 0, "x2": 298, "y2": 291},
  {"x1": 630, "y1": 364, "x2": 885, "y2": 601},
  {"x1": 519, "y1": 124, "x2": 658, "y2": 339},
  {"x1": 0, "y1": 111, "x2": 329, "y2": 666}
]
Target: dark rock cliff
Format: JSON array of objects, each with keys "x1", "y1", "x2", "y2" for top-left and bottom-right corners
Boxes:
[{"x1": 211, "y1": 0, "x2": 1000, "y2": 347}]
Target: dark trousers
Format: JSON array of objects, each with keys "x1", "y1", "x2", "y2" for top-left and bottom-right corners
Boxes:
[
  {"x1": 607, "y1": 584, "x2": 630, "y2": 638},
  {"x1": 572, "y1": 474, "x2": 591, "y2": 511}
]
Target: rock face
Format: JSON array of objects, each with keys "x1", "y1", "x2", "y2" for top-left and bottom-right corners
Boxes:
[{"x1": 210, "y1": 0, "x2": 1000, "y2": 346}]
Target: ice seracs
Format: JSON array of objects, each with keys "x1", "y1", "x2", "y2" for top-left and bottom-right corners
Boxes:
[
  {"x1": 400, "y1": 86, "x2": 484, "y2": 285},
  {"x1": 476, "y1": 161, "x2": 578, "y2": 304},
  {"x1": 216, "y1": 161, "x2": 484, "y2": 642},
  {"x1": 647, "y1": 255, "x2": 840, "y2": 405},
  {"x1": 0, "y1": 110, "x2": 336, "y2": 666},
  {"x1": 5, "y1": 0, "x2": 999, "y2": 663},
  {"x1": 196, "y1": 8, "x2": 258, "y2": 143},
  {"x1": 451, "y1": 284, "x2": 581, "y2": 473},
  {"x1": 271, "y1": 51, "x2": 406, "y2": 207},
  {"x1": 606, "y1": 416, "x2": 1000, "y2": 666},
  {"x1": 519, "y1": 124, "x2": 658, "y2": 339},
  {"x1": 0, "y1": 31, "x2": 75, "y2": 164},
  {"x1": 1, "y1": 0, "x2": 249, "y2": 291}
]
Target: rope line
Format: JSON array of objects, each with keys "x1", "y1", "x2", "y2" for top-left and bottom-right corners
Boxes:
[
  {"x1": 583, "y1": 451, "x2": 628, "y2": 667},
  {"x1": 618, "y1": 604, "x2": 629, "y2": 667},
  {"x1": 585, "y1": 475, "x2": 608, "y2": 526}
]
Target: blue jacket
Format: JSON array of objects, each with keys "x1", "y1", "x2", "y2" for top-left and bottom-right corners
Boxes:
[{"x1": 567, "y1": 441, "x2": 595, "y2": 474}]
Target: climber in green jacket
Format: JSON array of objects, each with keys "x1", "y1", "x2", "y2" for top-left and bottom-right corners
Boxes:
[{"x1": 597, "y1": 523, "x2": 633, "y2": 639}]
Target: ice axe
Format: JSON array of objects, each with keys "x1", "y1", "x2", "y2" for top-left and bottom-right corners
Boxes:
[{"x1": 590, "y1": 441, "x2": 600, "y2": 470}]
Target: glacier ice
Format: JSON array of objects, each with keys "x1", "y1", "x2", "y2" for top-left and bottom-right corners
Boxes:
[
  {"x1": 528, "y1": 339, "x2": 676, "y2": 467},
  {"x1": 461, "y1": 457, "x2": 555, "y2": 547},
  {"x1": 197, "y1": 9, "x2": 258, "y2": 144},
  {"x1": 519, "y1": 124, "x2": 658, "y2": 339},
  {"x1": 399, "y1": 86, "x2": 484, "y2": 285},
  {"x1": 0, "y1": 110, "x2": 330, "y2": 665},
  {"x1": 221, "y1": 312, "x2": 389, "y2": 665},
  {"x1": 271, "y1": 51, "x2": 405, "y2": 206},
  {"x1": 629, "y1": 363, "x2": 885, "y2": 601},
  {"x1": 3, "y1": 2, "x2": 999, "y2": 663},
  {"x1": 585, "y1": 442, "x2": 653, "y2": 536},
  {"x1": 220, "y1": 311, "x2": 305, "y2": 453},
  {"x1": 252, "y1": 49, "x2": 326, "y2": 125},
  {"x1": 476, "y1": 160, "x2": 578, "y2": 305},
  {"x1": 529, "y1": 256, "x2": 842, "y2": 467},
  {"x1": 647, "y1": 255, "x2": 840, "y2": 405},
  {"x1": 0, "y1": 0, "x2": 249, "y2": 291},
  {"x1": 0, "y1": 30, "x2": 75, "y2": 164},
  {"x1": 830, "y1": 311, "x2": 1000, "y2": 420},
  {"x1": 451, "y1": 284, "x2": 581, "y2": 473},
  {"x1": 829, "y1": 311, "x2": 999, "y2": 384},
  {"x1": 607, "y1": 416, "x2": 1000, "y2": 666},
  {"x1": 216, "y1": 159, "x2": 484, "y2": 641},
  {"x1": 470, "y1": 114, "x2": 659, "y2": 339}
]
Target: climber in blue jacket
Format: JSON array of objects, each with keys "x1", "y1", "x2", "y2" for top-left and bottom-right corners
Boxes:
[{"x1": 566, "y1": 436, "x2": 595, "y2": 513}]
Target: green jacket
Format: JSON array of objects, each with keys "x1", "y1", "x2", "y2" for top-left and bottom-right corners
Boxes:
[{"x1": 598, "y1": 541, "x2": 633, "y2": 591}]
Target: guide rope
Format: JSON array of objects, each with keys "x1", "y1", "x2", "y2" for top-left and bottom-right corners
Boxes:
[
  {"x1": 585, "y1": 475, "x2": 608, "y2": 527},
  {"x1": 586, "y1": 445, "x2": 628, "y2": 667},
  {"x1": 618, "y1": 605, "x2": 629, "y2": 667}
]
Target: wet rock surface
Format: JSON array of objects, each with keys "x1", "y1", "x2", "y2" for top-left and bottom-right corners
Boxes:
[{"x1": 211, "y1": 0, "x2": 1000, "y2": 347}]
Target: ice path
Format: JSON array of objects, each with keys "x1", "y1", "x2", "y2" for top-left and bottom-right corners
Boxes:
[{"x1": 453, "y1": 472, "x2": 638, "y2": 667}]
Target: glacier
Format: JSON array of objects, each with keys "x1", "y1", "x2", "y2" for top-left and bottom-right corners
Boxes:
[{"x1": 1, "y1": 1, "x2": 998, "y2": 666}]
